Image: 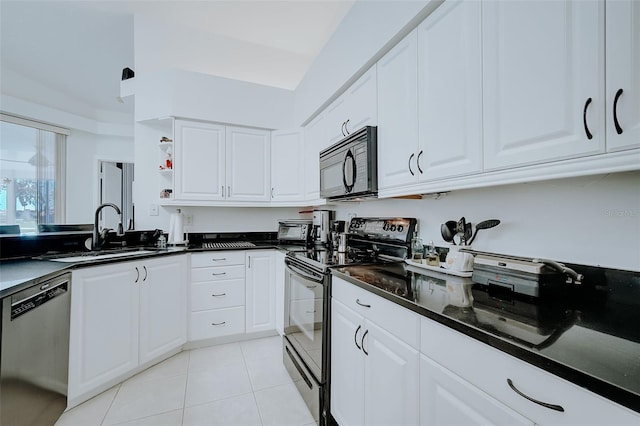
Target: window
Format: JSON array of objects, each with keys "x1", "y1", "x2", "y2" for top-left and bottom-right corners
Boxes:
[{"x1": 0, "y1": 114, "x2": 67, "y2": 234}]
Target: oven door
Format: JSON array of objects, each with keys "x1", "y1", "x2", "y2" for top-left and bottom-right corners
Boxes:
[{"x1": 284, "y1": 256, "x2": 327, "y2": 382}]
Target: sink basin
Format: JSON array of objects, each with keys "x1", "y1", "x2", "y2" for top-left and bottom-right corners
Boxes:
[{"x1": 45, "y1": 249, "x2": 156, "y2": 263}]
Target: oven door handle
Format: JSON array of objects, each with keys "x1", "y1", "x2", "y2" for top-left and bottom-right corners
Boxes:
[{"x1": 285, "y1": 260, "x2": 325, "y2": 283}]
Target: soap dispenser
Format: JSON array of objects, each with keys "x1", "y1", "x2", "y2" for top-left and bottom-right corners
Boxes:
[{"x1": 411, "y1": 231, "x2": 424, "y2": 261}]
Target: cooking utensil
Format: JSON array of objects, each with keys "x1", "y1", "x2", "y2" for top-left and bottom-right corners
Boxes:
[
  {"x1": 467, "y1": 219, "x2": 501, "y2": 245},
  {"x1": 440, "y1": 220, "x2": 458, "y2": 244}
]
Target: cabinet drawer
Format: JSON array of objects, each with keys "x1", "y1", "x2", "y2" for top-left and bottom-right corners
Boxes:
[
  {"x1": 191, "y1": 265, "x2": 245, "y2": 283},
  {"x1": 191, "y1": 280, "x2": 245, "y2": 311},
  {"x1": 420, "y1": 318, "x2": 640, "y2": 425},
  {"x1": 190, "y1": 307, "x2": 245, "y2": 340},
  {"x1": 191, "y1": 251, "x2": 245, "y2": 268},
  {"x1": 332, "y1": 277, "x2": 419, "y2": 349}
]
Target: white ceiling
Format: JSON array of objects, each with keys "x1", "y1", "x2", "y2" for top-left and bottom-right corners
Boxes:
[{"x1": 0, "y1": 0, "x2": 354, "y2": 118}]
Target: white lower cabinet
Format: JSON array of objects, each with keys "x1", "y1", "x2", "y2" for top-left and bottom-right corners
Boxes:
[
  {"x1": 420, "y1": 355, "x2": 533, "y2": 426},
  {"x1": 245, "y1": 250, "x2": 276, "y2": 334},
  {"x1": 331, "y1": 277, "x2": 420, "y2": 426},
  {"x1": 189, "y1": 251, "x2": 246, "y2": 341},
  {"x1": 420, "y1": 317, "x2": 640, "y2": 426},
  {"x1": 68, "y1": 255, "x2": 187, "y2": 406}
]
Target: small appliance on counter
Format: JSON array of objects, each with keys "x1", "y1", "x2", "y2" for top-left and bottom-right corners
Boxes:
[
  {"x1": 472, "y1": 254, "x2": 582, "y2": 298},
  {"x1": 312, "y1": 210, "x2": 334, "y2": 246},
  {"x1": 329, "y1": 220, "x2": 346, "y2": 252},
  {"x1": 277, "y1": 219, "x2": 313, "y2": 245}
]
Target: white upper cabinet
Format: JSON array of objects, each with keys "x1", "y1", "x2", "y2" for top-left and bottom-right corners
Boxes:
[
  {"x1": 605, "y1": 0, "x2": 640, "y2": 152},
  {"x1": 417, "y1": 0, "x2": 483, "y2": 180},
  {"x1": 483, "y1": 0, "x2": 605, "y2": 170},
  {"x1": 303, "y1": 113, "x2": 327, "y2": 202},
  {"x1": 225, "y1": 126, "x2": 271, "y2": 201},
  {"x1": 174, "y1": 120, "x2": 226, "y2": 201},
  {"x1": 172, "y1": 119, "x2": 270, "y2": 203},
  {"x1": 377, "y1": 29, "x2": 420, "y2": 191},
  {"x1": 325, "y1": 67, "x2": 378, "y2": 146},
  {"x1": 271, "y1": 128, "x2": 305, "y2": 202}
]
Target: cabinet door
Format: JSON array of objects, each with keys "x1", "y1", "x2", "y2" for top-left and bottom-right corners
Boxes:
[
  {"x1": 304, "y1": 113, "x2": 326, "y2": 201},
  {"x1": 174, "y1": 120, "x2": 226, "y2": 200},
  {"x1": 325, "y1": 96, "x2": 349, "y2": 146},
  {"x1": 606, "y1": 0, "x2": 640, "y2": 152},
  {"x1": 483, "y1": 0, "x2": 605, "y2": 170},
  {"x1": 330, "y1": 299, "x2": 365, "y2": 426},
  {"x1": 226, "y1": 126, "x2": 271, "y2": 201},
  {"x1": 274, "y1": 250, "x2": 286, "y2": 335},
  {"x1": 420, "y1": 355, "x2": 534, "y2": 426},
  {"x1": 377, "y1": 29, "x2": 420, "y2": 191},
  {"x1": 271, "y1": 128, "x2": 305, "y2": 202},
  {"x1": 139, "y1": 256, "x2": 187, "y2": 365},
  {"x1": 245, "y1": 251, "x2": 275, "y2": 333},
  {"x1": 418, "y1": 0, "x2": 482, "y2": 181},
  {"x1": 69, "y1": 263, "x2": 139, "y2": 400},
  {"x1": 344, "y1": 67, "x2": 378, "y2": 134},
  {"x1": 364, "y1": 320, "x2": 419, "y2": 426}
]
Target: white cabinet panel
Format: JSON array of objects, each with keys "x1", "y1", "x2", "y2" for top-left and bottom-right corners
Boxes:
[
  {"x1": 245, "y1": 250, "x2": 276, "y2": 334},
  {"x1": 139, "y1": 256, "x2": 187, "y2": 365},
  {"x1": 418, "y1": 0, "x2": 482, "y2": 180},
  {"x1": 174, "y1": 120, "x2": 226, "y2": 200},
  {"x1": 330, "y1": 298, "x2": 366, "y2": 426},
  {"x1": 364, "y1": 321, "x2": 419, "y2": 426},
  {"x1": 345, "y1": 67, "x2": 378, "y2": 134},
  {"x1": 303, "y1": 113, "x2": 326, "y2": 201},
  {"x1": 190, "y1": 279, "x2": 245, "y2": 311},
  {"x1": 271, "y1": 128, "x2": 304, "y2": 202},
  {"x1": 420, "y1": 355, "x2": 534, "y2": 426},
  {"x1": 191, "y1": 251, "x2": 246, "y2": 268},
  {"x1": 377, "y1": 29, "x2": 420, "y2": 190},
  {"x1": 191, "y1": 265, "x2": 245, "y2": 283},
  {"x1": 69, "y1": 263, "x2": 139, "y2": 400},
  {"x1": 190, "y1": 306, "x2": 245, "y2": 340},
  {"x1": 226, "y1": 126, "x2": 271, "y2": 201},
  {"x1": 483, "y1": 0, "x2": 605, "y2": 170},
  {"x1": 606, "y1": 0, "x2": 640, "y2": 152}
]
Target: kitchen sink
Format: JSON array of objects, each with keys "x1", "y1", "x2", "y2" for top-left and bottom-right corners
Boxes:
[{"x1": 41, "y1": 248, "x2": 158, "y2": 263}]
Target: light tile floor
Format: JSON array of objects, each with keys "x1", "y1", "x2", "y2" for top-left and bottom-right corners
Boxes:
[{"x1": 56, "y1": 336, "x2": 315, "y2": 426}]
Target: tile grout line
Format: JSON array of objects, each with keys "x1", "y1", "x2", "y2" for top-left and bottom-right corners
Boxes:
[
  {"x1": 99, "y1": 384, "x2": 122, "y2": 426},
  {"x1": 240, "y1": 341, "x2": 266, "y2": 426},
  {"x1": 180, "y1": 348, "x2": 191, "y2": 426}
]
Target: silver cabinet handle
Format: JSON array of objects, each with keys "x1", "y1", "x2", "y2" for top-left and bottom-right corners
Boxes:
[
  {"x1": 142, "y1": 265, "x2": 148, "y2": 281},
  {"x1": 211, "y1": 258, "x2": 227, "y2": 261},
  {"x1": 507, "y1": 379, "x2": 564, "y2": 412},
  {"x1": 408, "y1": 153, "x2": 415, "y2": 176},
  {"x1": 211, "y1": 293, "x2": 226, "y2": 297},
  {"x1": 211, "y1": 321, "x2": 226, "y2": 326},
  {"x1": 271, "y1": 187, "x2": 274, "y2": 198},
  {"x1": 134, "y1": 266, "x2": 140, "y2": 283},
  {"x1": 221, "y1": 185, "x2": 225, "y2": 198},
  {"x1": 354, "y1": 325, "x2": 362, "y2": 350},
  {"x1": 248, "y1": 256, "x2": 251, "y2": 268},
  {"x1": 356, "y1": 299, "x2": 371, "y2": 308},
  {"x1": 211, "y1": 272, "x2": 227, "y2": 276},
  {"x1": 228, "y1": 186, "x2": 231, "y2": 197},
  {"x1": 306, "y1": 285, "x2": 317, "y2": 289}
]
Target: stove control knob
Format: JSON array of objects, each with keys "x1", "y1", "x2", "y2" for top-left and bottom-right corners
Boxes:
[
  {"x1": 383, "y1": 223, "x2": 390, "y2": 231},
  {"x1": 397, "y1": 225, "x2": 404, "y2": 233},
  {"x1": 390, "y1": 224, "x2": 397, "y2": 232}
]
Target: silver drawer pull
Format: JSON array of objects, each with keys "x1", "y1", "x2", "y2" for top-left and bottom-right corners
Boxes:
[
  {"x1": 356, "y1": 299, "x2": 371, "y2": 308},
  {"x1": 211, "y1": 321, "x2": 227, "y2": 326},
  {"x1": 211, "y1": 272, "x2": 227, "y2": 276},
  {"x1": 211, "y1": 293, "x2": 226, "y2": 297},
  {"x1": 507, "y1": 379, "x2": 564, "y2": 412},
  {"x1": 305, "y1": 310, "x2": 316, "y2": 314},
  {"x1": 211, "y1": 258, "x2": 227, "y2": 261}
]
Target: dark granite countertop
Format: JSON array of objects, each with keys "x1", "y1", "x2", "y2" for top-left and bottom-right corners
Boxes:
[{"x1": 331, "y1": 262, "x2": 640, "y2": 414}]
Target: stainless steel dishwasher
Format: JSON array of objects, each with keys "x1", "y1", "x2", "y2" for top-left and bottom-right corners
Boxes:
[{"x1": 1, "y1": 273, "x2": 71, "y2": 426}]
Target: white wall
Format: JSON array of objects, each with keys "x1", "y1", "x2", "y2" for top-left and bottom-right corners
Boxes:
[
  {"x1": 66, "y1": 130, "x2": 134, "y2": 224},
  {"x1": 327, "y1": 171, "x2": 640, "y2": 271}
]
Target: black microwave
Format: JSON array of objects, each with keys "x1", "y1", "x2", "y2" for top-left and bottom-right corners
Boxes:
[{"x1": 319, "y1": 126, "x2": 377, "y2": 201}]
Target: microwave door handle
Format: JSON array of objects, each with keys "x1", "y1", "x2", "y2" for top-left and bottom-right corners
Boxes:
[{"x1": 343, "y1": 149, "x2": 356, "y2": 193}]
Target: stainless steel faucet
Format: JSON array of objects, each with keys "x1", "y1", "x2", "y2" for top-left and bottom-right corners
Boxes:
[{"x1": 93, "y1": 203, "x2": 124, "y2": 250}]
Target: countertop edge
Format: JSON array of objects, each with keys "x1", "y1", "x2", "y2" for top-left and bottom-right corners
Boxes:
[{"x1": 330, "y1": 269, "x2": 640, "y2": 415}]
